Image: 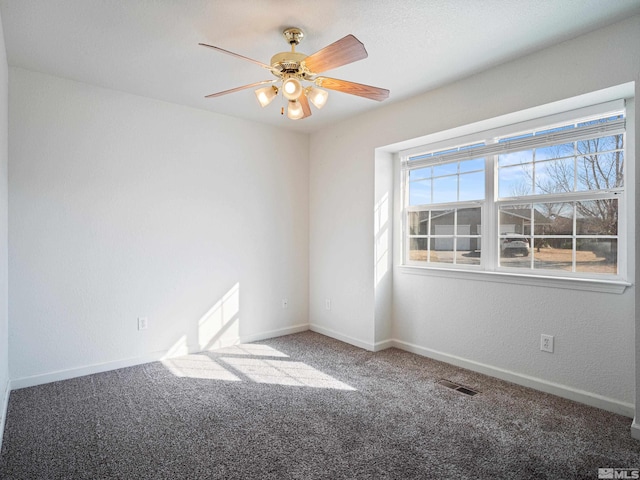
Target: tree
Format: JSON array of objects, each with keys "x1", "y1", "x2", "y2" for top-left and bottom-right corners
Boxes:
[{"x1": 516, "y1": 127, "x2": 623, "y2": 236}]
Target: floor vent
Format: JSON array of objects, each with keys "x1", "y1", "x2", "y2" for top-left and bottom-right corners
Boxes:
[{"x1": 437, "y1": 379, "x2": 480, "y2": 396}]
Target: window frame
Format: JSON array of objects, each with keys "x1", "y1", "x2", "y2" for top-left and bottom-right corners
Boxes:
[{"x1": 399, "y1": 99, "x2": 631, "y2": 289}]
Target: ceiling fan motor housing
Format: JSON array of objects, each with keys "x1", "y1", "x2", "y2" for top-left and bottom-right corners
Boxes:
[{"x1": 271, "y1": 52, "x2": 311, "y2": 79}]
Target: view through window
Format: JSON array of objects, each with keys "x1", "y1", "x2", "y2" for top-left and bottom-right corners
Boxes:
[{"x1": 402, "y1": 102, "x2": 626, "y2": 280}]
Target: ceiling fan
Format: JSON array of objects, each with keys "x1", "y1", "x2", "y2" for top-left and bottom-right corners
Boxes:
[{"x1": 199, "y1": 27, "x2": 390, "y2": 120}]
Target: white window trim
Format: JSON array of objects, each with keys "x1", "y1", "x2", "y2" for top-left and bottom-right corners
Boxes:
[{"x1": 397, "y1": 95, "x2": 634, "y2": 293}]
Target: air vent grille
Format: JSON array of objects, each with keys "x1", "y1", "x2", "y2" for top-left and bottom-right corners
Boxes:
[{"x1": 437, "y1": 379, "x2": 480, "y2": 396}]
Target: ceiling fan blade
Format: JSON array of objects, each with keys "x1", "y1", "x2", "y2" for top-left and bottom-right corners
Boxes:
[
  {"x1": 205, "y1": 80, "x2": 276, "y2": 98},
  {"x1": 299, "y1": 94, "x2": 312, "y2": 119},
  {"x1": 303, "y1": 34, "x2": 368, "y2": 74},
  {"x1": 199, "y1": 43, "x2": 273, "y2": 71},
  {"x1": 315, "y1": 77, "x2": 389, "y2": 101}
]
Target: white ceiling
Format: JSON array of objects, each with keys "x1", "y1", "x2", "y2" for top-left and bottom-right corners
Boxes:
[{"x1": 1, "y1": 0, "x2": 639, "y2": 133}]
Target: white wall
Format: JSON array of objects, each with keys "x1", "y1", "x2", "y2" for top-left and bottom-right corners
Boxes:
[
  {"x1": 309, "y1": 15, "x2": 640, "y2": 416},
  {"x1": 9, "y1": 68, "x2": 309, "y2": 385},
  {"x1": 0, "y1": 8, "x2": 9, "y2": 440},
  {"x1": 374, "y1": 150, "x2": 393, "y2": 347}
]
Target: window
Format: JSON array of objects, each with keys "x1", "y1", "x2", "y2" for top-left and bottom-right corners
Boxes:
[{"x1": 401, "y1": 100, "x2": 627, "y2": 281}]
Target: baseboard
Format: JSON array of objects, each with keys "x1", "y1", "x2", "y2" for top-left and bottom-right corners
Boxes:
[
  {"x1": 391, "y1": 339, "x2": 635, "y2": 418},
  {"x1": 373, "y1": 339, "x2": 394, "y2": 352},
  {"x1": 0, "y1": 379, "x2": 10, "y2": 449},
  {"x1": 632, "y1": 418, "x2": 640, "y2": 440},
  {"x1": 10, "y1": 323, "x2": 311, "y2": 391},
  {"x1": 309, "y1": 324, "x2": 376, "y2": 351},
  {"x1": 240, "y1": 323, "x2": 309, "y2": 344}
]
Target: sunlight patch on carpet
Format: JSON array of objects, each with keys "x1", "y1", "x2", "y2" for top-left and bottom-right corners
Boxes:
[
  {"x1": 162, "y1": 354, "x2": 241, "y2": 381},
  {"x1": 220, "y1": 357, "x2": 356, "y2": 390}
]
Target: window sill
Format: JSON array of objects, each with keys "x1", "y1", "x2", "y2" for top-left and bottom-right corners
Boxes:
[{"x1": 396, "y1": 265, "x2": 631, "y2": 294}]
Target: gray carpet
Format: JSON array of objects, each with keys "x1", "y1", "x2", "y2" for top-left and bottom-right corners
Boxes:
[{"x1": 0, "y1": 331, "x2": 638, "y2": 479}]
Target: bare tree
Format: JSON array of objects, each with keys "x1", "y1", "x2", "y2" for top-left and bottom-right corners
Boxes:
[{"x1": 514, "y1": 128, "x2": 623, "y2": 236}]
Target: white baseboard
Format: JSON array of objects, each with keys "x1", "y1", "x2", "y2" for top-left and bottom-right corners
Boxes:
[
  {"x1": 373, "y1": 339, "x2": 394, "y2": 352},
  {"x1": 10, "y1": 323, "x2": 311, "y2": 391},
  {"x1": 390, "y1": 339, "x2": 635, "y2": 418},
  {"x1": 0, "y1": 379, "x2": 10, "y2": 450},
  {"x1": 632, "y1": 418, "x2": 640, "y2": 440},
  {"x1": 240, "y1": 323, "x2": 309, "y2": 344},
  {"x1": 309, "y1": 323, "x2": 376, "y2": 351}
]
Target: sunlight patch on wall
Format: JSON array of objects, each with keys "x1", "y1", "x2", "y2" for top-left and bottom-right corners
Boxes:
[
  {"x1": 219, "y1": 357, "x2": 356, "y2": 390},
  {"x1": 198, "y1": 282, "x2": 240, "y2": 350},
  {"x1": 375, "y1": 192, "x2": 390, "y2": 285},
  {"x1": 162, "y1": 334, "x2": 190, "y2": 359}
]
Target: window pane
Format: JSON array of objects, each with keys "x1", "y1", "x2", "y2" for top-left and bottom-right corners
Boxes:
[
  {"x1": 535, "y1": 143, "x2": 573, "y2": 160},
  {"x1": 457, "y1": 208, "x2": 481, "y2": 231},
  {"x1": 533, "y1": 202, "x2": 573, "y2": 236},
  {"x1": 459, "y1": 157, "x2": 484, "y2": 173},
  {"x1": 533, "y1": 238, "x2": 573, "y2": 272},
  {"x1": 456, "y1": 238, "x2": 481, "y2": 265},
  {"x1": 498, "y1": 150, "x2": 533, "y2": 167},
  {"x1": 456, "y1": 207, "x2": 481, "y2": 265},
  {"x1": 432, "y1": 176, "x2": 457, "y2": 203},
  {"x1": 459, "y1": 171, "x2": 484, "y2": 201},
  {"x1": 430, "y1": 210, "x2": 454, "y2": 235},
  {"x1": 576, "y1": 141, "x2": 624, "y2": 191},
  {"x1": 408, "y1": 211, "x2": 429, "y2": 235},
  {"x1": 433, "y1": 162, "x2": 457, "y2": 177},
  {"x1": 576, "y1": 200, "x2": 618, "y2": 235},
  {"x1": 408, "y1": 238, "x2": 431, "y2": 262},
  {"x1": 409, "y1": 167, "x2": 431, "y2": 180},
  {"x1": 409, "y1": 180, "x2": 431, "y2": 205},
  {"x1": 577, "y1": 134, "x2": 623, "y2": 154},
  {"x1": 499, "y1": 164, "x2": 532, "y2": 197},
  {"x1": 499, "y1": 205, "x2": 531, "y2": 235},
  {"x1": 534, "y1": 158, "x2": 574, "y2": 195},
  {"x1": 576, "y1": 239, "x2": 617, "y2": 275},
  {"x1": 430, "y1": 237, "x2": 454, "y2": 264},
  {"x1": 500, "y1": 235, "x2": 531, "y2": 261}
]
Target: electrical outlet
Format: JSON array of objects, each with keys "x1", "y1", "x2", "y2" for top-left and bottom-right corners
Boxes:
[
  {"x1": 138, "y1": 317, "x2": 148, "y2": 331},
  {"x1": 325, "y1": 299, "x2": 331, "y2": 310},
  {"x1": 282, "y1": 298, "x2": 288, "y2": 309},
  {"x1": 540, "y1": 334, "x2": 554, "y2": 353}
]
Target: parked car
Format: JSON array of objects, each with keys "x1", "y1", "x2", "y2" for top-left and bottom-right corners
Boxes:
[{"x1": 500, "y1": 235, "x2": 530, "y2": 257}]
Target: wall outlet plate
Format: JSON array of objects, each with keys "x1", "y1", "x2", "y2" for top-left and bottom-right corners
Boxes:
[
  {"x1": 540, "y1": 334, "x2": 554, "y2": 353},
  {"x1": 325, "y1": 299, "x2": 331, "y2": 310},
  {"x1": 282, "y1": 298, "x2": 288, "y2": 309},
  {"x1": 138, "y1": 317, "x2": 148, "y2": 331}
]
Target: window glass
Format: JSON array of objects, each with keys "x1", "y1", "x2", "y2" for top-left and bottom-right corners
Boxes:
[
  {"x1": 459, "y1": 172, "x2": 484, "y2": 201},
  {"x1": 409, "y1": 180, "x2": 431, "y2": 206},
  {"x1": 432, "y1": 176, "x2": 457, "y2": 203},
  {"x1": 403, "y1": 109, "x2": 625, "y2": 279},
  {"x1": 534, "y1": 159, "x2": 574, "y2": 195},
  {"x1": 576, "y1": 239, "x2": 617, "y2": 275},
  {"x1": 498, "y1": 164, "x2": 532, "y2": 197},
  {"x1": 576, "y1": 200, "x2": 618, "y2": 235}
]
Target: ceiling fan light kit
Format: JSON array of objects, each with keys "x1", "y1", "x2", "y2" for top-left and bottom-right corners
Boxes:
[
  {"x1": 200, "y1": 27, "x2": 389, "y2": 120},
  {"x1": 287, "y1": 100, "x2": 304, "y2": 119},
  {"x1": 282, "y1": 77, "x2": 303, "y2": 101},
  {"x1": 255, "y1": 85, "x2": 279, "y2": 107}
]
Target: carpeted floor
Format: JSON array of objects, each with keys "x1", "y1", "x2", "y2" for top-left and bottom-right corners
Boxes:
[{"x1": 0, "y1": 331, "x2": 638, "y2": 479}]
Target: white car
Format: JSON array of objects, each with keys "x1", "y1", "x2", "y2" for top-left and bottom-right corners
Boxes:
[{"x1": 500, "y1": 236, "x2": 530, "y2": 257}]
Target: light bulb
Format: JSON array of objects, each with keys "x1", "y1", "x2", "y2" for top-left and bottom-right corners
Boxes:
[
  {"x1": 254, "y1": 85, "x2": 277, "y2": 107},
  {"x1": 307, "y1": 87, "x2": 328, "y2": 109},
  {"x1": 282, "y1": 78, "x2": 303, "y2": 101},
  {"x1": 287, "y1": 100, "x2": 304, "y2": 120}
]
